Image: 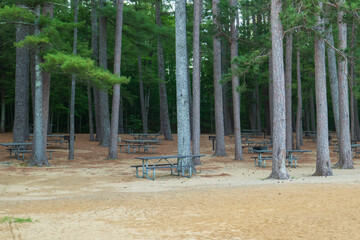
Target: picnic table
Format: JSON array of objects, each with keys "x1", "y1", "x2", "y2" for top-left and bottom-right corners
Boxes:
[
  {"x1": 29, "y1": 134, "x2": 71, "y2": 148},
  {"x1": 242, "y1": 129, "x2": 266, "y2": 138},
  {"x1": 352, "y1": 144, "x2": 360, "y2": 157},
  {"x1": 120, "y1": 139, "x2": 159, "y2": 153},
  {"x1": 129, "y1": 133, "x2": 160, "y2": 140},
  {"x1": 228, "y1": 134, "x2": 256, "y2": 142},
  {"x1": 131, "y1": 154, "x2": 205, "y2": 180},
  {"x1": 252, "y1": 149, "x2": 272, "y2": 167},
  {"x1": 287, "y1": 150, "x2": 311, "y2": 167},
  {"x1": 0, "y1": 142, "x2": 32, "y2": 159},
  {"x1": 253, "y1": 149, "x2": 311, "y2": 168},
  {"x1": 242, "y1": 141, "x2": 272, "y2": 153},
  {"x1": 0, "y1": 142, "x2": 54, "y2": 160}
]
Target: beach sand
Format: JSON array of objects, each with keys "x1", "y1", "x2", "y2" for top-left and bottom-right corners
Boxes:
[{"x1": 0, "y1": 133, "x2": 360, "y2": 240}]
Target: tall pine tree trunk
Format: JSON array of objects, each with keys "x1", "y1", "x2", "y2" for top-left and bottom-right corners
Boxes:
[
  {"x1": 334, "y1": 0, "x2": 353, "y2": 169},
  {"x1": 0, "y1": 74, "x2": 5, "y2": 133},
  {"x1": 87, "y1": 84, "x2": 94, "y2": 141},
  {"x1": 31, "y1": 5, "x2": 49, "y2": 167},
  {"x1": 175, "y1": 0, "x2": 192, "y2": 163},
  {"x1": 309, "y1": 89, "x2": 316, "y2": 131},
  {"x1": 156, "y1": 0, "x2": 172, "y2": 140},
  {"x1": 41, "y1": 3, "x2": 53, "y2": 149},
  {"x1": 269, "y1": 53, "x2": 273, "y2": 136},
  {"x1": 138, "y1": 55, "x2": 149, "y2": 134},
  {"x1": 350, "y1": 20, "x2": 359, "y2": 141},
  {"x1": 118, "y1": 97, "x2": 124, "y2": 133},
  {"x1": 212, "y1": 0, "x2": 226, "y2": 156},
  {"x1": 69, "y1": 0, "x2": 78, "y2": 160},
  {"x1": 269, "y1": 0, "x2": 289, "y2": 179},
  {"x1": 98, "y1": 0, "x2": 111, "y2": 147},
  {"x1": 255, "y1": 82, "x2": 261, "y2": 131},
  {"x1": 313, "y1": 3, "x2": 332, "y2": 176},
  {"x1": 91, "y1": 0, "x2": 99, "y2": 141},
  {"x1": 325, "y1": 9, "x2": 340, "y2": 139},
  {"x1": 13, "y1": 23, "x2": 29, "y2": 143},
  {"x1": 296, "y1": 47, "x2": 303, "y2": 149},
  {"x1": 285, "y1": 33, "x2": 293, "y2": 152},
  {"x1": 108, "y1": 0, "x2": 123, "y2": 159},
  {"x1": 230, "y1": 0, "x2": 243, "y2": 160},
  {"x1": 192, "y1": 0, "x2": 202, "y2": 163}
]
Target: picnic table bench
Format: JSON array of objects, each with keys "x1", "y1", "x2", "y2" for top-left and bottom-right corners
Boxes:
[
  {"x1": 333, "y1": 144, "x2": 360, "y2": 158},
  {"x1": 16, "y1": 149, "x2": 55, "y2": 160},
  {"x1": 29, "y1": 134, "x2": 73, "y2": 148},
  {"x1": 120, "y1": 139, "x2": 159, "y2": 154},
  {"x1": 253, "y1": 149, "x2": 311, "y2": 168},
  {"x1": 0, "y1": 142, "x2": 54, "y2": 160},
  {"x1": 132, "y1": 154, "x2": 205, "y2": 180}
]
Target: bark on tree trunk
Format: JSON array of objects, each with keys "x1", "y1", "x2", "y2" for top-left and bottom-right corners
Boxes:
[
  {"x1": 268, "y1": 0, "x2": 289, "y2": 179},
  {"x1": 175, "y1": 0, "x2": 192, "y2": 166},
  {"x1": 31, "y1": 5, "x2": 49, "y2": 167},
  {"x1": 223, "y1": 83, "x2": 233, "y2": 135},
  {"x1": 156, "y1": 0, "x2": 172, "y2": 140},
  {"x1": 0, "y1": 80, "x2": 5, "y2": 133},
  {"x1": 91, "y1": 0, "x2": 99, "y2": 141},
  {"x1": 93, "y1": 88, "x2": 101, "y2": 141},
  {"x1": 192, "y1": 0, "x2": 202, "y2": 164},
  {"x1": 350, "y1": 20, "x2": 358, "y2": 142},
  {"x1": 334, "y1": 0, "x2": 353, "y2": 169},
  {"x1": 264, "y1": 87, "x2": 271, "y2": 136},
  {"x1": 230, "y1": 0, "x2": 243, "y2": 160},
  {"x1": 313, "y1": 3, "x2": 333, "y2": 176},
  {"x1": 309, "y1": 89, "x2": 316, "y2": 131},
  {"x1": 41, "y1": 3, "x2": 53, "y2": 151},
  {"x1": 212, "y1": 0, "x2": 226, "y2": 156},
  {"x1": 285, "y1": 33, "x2": 293, "y2": 152},
  {"x1": 108, "y1": 0, "x2": 123, "y2": 159},
  {"x1": 138, "y1": 55, "x2": 148, "y2": 134},
  {"x1": 269, "y1": 53, "x2": 273, "y2": 136},
  {"x1": 118, "y1": 97, "x2": 124, "y2": 133},
  {"x1": 87, "y1": 84, "x2": 94, "y2": 141},
  {"x1": 13, "y1": 23, "x2": 29, "y2": 143},
  {"x1": 69, "y1": 0, "x2": 78, "y2": 160},
  {"x1": 255, "y1": 82, "x2": 261, "y2": 131},
  {"x1": 325, "y1": 9, "x2": 340, "y2": 140},
  {"x1": 98, "y1": 0, "x2": 111, "y2": 147},
  {"x1": 296, "y1": 47, "x2": 302, "y2": 150}
]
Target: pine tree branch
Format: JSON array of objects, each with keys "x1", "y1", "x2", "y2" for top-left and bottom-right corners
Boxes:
[{"x1": 323, "y1": 38, "x2": 351, "y2": 60}]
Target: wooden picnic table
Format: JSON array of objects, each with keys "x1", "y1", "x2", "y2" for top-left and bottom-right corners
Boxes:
[
  {"x1": 253, "y1": 149, "x2": 311, "y2": 168},
  {"x1": 121, "y1": 139, "x2": 159, "y2": 153},
  {"x1": 132, "y1": 154, "x2": 205, "y2": 180}
]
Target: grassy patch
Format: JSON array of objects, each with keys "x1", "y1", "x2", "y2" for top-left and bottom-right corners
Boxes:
[{"x1": 1, "y1": 216, "x2": 33, "y2": 223}]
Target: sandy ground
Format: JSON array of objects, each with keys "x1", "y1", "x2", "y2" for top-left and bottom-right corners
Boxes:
[{"x1": 0, "y1": 132, "x2": 360, "y2": 240}]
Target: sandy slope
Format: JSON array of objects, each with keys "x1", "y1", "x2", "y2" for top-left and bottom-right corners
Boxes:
[{"x1": 0, "y1": 133, "x2": 360, "y2": 240}]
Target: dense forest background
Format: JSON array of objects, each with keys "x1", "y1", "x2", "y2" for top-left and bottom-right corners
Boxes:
[{"x1": 0, "y1": 0, "x2": 359, "y2": 135}]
